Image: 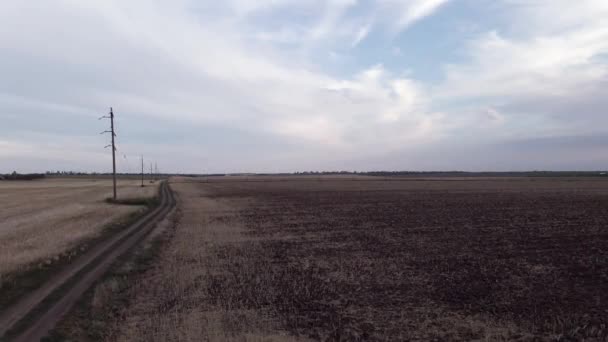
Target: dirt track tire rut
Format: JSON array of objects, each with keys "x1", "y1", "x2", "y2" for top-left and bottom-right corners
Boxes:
[{"x1": 0, "y1": 181, "x2": 176, "y2": 342}]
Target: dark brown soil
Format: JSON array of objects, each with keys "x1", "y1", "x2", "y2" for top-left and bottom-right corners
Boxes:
[{"x1": 200, "y1": 177, "x2": 608, "y2": 341}]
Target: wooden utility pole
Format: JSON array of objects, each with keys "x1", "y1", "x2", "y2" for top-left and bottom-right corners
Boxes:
[
  {"x1": 100, "y1": 107, "x2": 117, "y2": 200},
  {"x1": 110, "y1": 108, "x2": 116, "y2": 200},
  {"x1": 141, "y1": 156, "x2": 144, "y2": 187}
]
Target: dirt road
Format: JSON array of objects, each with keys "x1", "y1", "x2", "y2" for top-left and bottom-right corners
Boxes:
[{"x1": 0, "y1": 181, "x2": 176, "y2": 341}]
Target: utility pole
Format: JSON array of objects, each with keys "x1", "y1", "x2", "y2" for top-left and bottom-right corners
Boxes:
[
  {"x1": 100, "y1": 107, "x2": 117, "y2": 201},
  {"x1": 154, "y1": 162, "x2": 158, "y2": 181},
  {"x1": 141, "y1": 156, "x2": 144, "y2": 187},
  {"x1": 150, "y1": 163, "x2": 153, "y2": 183}
]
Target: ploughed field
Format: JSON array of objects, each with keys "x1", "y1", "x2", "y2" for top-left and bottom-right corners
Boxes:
[
  {"x1": 0, "y1": 177, "x2": 158, "y2": 281},
  {"x1": 110, "y1": 176, "x2": 608, "y2": 341}
]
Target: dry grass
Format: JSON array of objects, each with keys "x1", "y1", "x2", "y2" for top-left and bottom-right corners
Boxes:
[
  {"x1": 107, "y1": 181, "x2": 308, "y2": 342},
  {"x1": 0, "y1": 177, "x2": 159, "y2": 280}
]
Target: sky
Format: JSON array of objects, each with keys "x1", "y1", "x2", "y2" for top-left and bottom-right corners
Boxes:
[{"x1": 1, "y1": 0, "x2": 608, "y2": 174}]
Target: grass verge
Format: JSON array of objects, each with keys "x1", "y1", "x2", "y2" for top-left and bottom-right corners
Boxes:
[
  {"x1": 105, "y1": 197, "x2": 160, "y2": 207},
  {"x1": 43, "y1": 205, "x2": 180, "y2": 341}
]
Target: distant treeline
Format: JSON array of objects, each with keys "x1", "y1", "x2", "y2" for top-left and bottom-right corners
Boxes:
[
  {"x1": 221, "y1": 171, "x2": 608, "y2": 178},
  {"x1": 44, "y1": 171, "x2": 168, "y2": 177},
  {"x1": 361, "y1": 171, "x2": 608, "y2": 177},
  {"x1": 2, "y1": 170, "x2": 606, "y2": 180},
  {"x1": 0, "y1": 172, "x2": 46, "y2": 181},
  {"x1": 246, "y1": 171, "x2": 608, "y2": 177},
  {"x1": 0, "y1": 171, "x2": 169, "y2": 181},
  {"x1": 45, "y1": 171, "x2": 92, "y2": 176}
]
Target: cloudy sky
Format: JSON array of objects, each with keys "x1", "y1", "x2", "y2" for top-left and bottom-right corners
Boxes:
[{"x1": 1, "y1": 0, "x2": 607, "y2": 173}]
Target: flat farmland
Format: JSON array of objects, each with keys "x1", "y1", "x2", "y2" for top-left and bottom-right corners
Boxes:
[
  {"x1": 106, "y1": 177, "x2": 608, "y2": 341},
  {"x1": 0, "y1": 177, "x2": 158, "y2": 281}
]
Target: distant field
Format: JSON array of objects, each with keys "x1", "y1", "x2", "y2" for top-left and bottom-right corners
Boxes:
[
  {"x1": 105, "y1": 176, "x2": 608, "y2": 341},
  {"x1": 0, "y1": 178, "x2": 159, "y2": 280}
]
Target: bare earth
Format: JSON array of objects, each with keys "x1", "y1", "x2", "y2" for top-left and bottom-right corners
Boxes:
[
  {"x1": 0, "y1": 178, "x2": 158, "y2": 280},
  {"x1": 90, "y1": 176, "x2": 608, "y2": 341}
]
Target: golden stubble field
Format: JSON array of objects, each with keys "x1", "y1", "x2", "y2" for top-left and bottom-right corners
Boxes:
[{"x1": 0, "y1": 177, "x2": 159, "y2": 280}]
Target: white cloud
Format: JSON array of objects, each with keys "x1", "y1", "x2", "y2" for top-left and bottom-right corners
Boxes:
[
  {"x1": 352, "y1": 23, "x2": 373, "y2": 47},
  {"x1": 0, "y1": 0, "x2": 443, "y2": 172},
  {"x1": 394, "y1": 0, "x2": 451, "y2": 31},
  {"x1": 440, "y1": 27, "x2": 608, "y2": 99},
  {"x1": 433, "y1": 1, "x2": 608, "y2": 141},
  {"x1": 1, "y1": 0, "x2": 607, "y2": 172},
  {"x1": 375, "y1": 0, "x2": 451, "y2": 33},
  {"x1": 230, "y1": 0, "x2": 450, "y2": 50},
  {"x1": 439, "y1": 0, "x2": 608, "y2": 97},
  {"x1": 482, "y1": 107, "x2": 505, "y2": 125}
]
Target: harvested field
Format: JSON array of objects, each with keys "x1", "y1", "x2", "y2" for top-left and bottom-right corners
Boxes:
[
  {"x1": 108, "y1": 176, "x2": 608, "y2": 341},
  {"x1": 0, "y1": 178, "x2": 159, "y2": 280}
]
